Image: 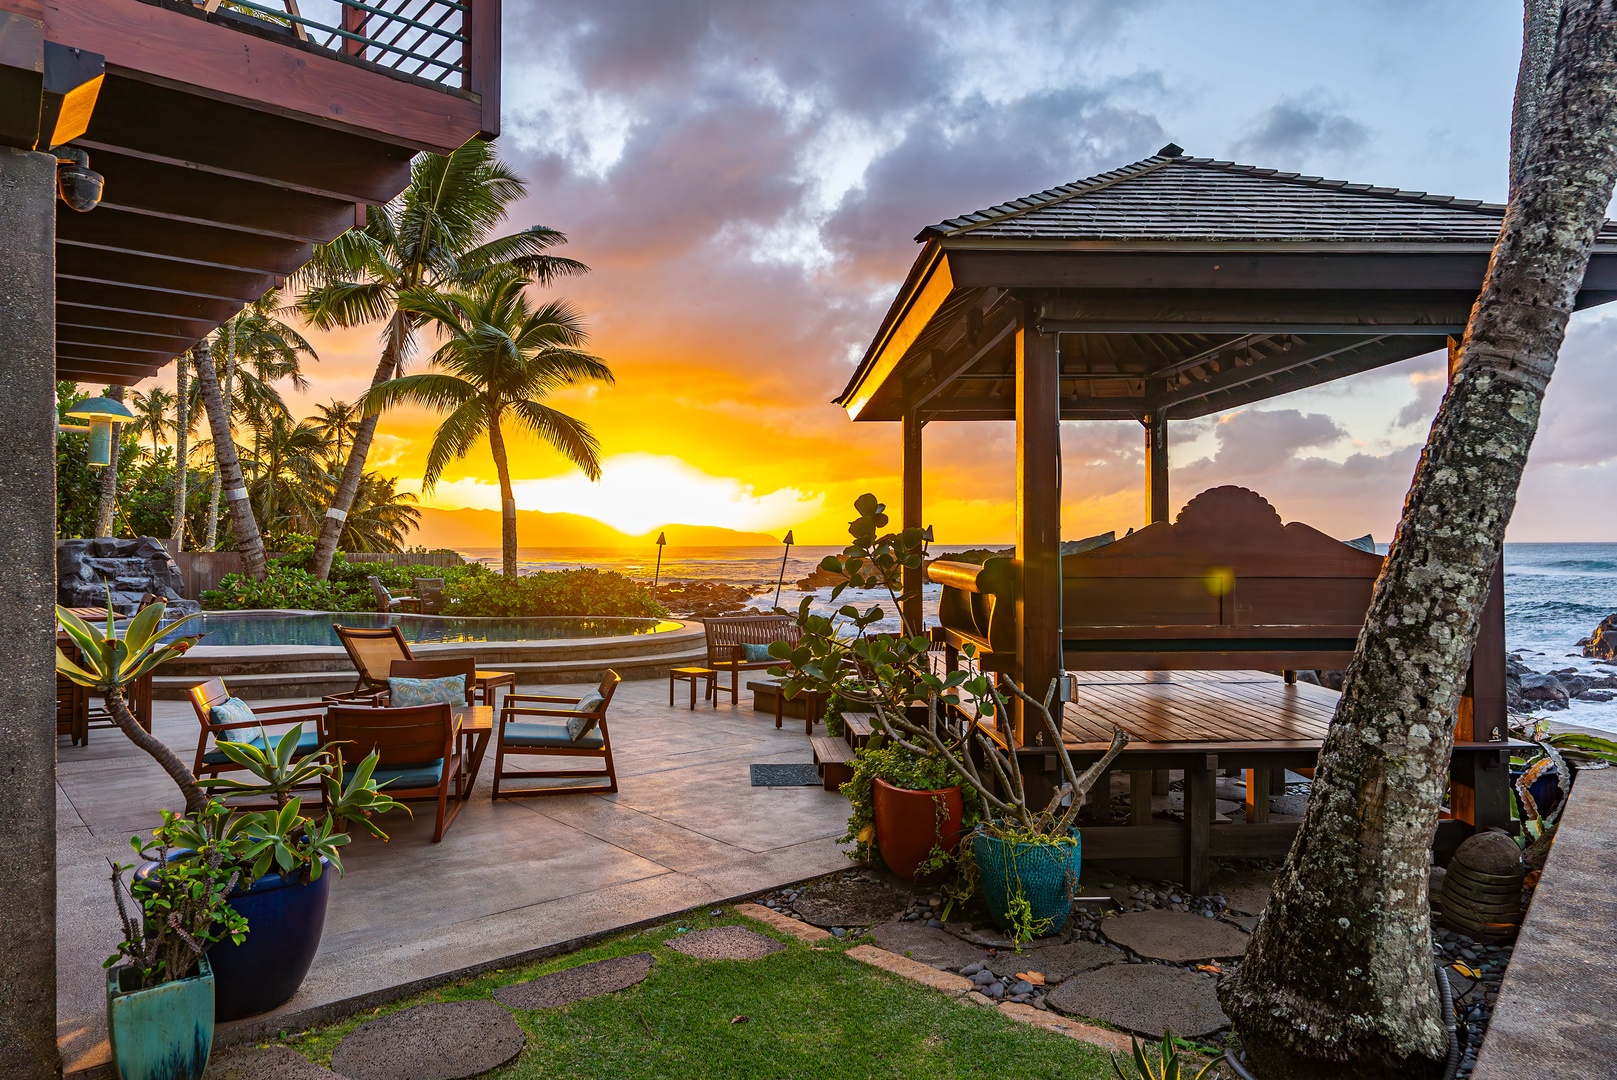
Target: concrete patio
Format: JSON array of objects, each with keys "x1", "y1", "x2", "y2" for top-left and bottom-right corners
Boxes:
[{"x1": 56, "y1": 677, "x2": 850, "y2": 1078}]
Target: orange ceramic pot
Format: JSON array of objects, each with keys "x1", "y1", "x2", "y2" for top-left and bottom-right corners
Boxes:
[{"x1": 872, "y1": 778, "x2": 964, "y2": 884}]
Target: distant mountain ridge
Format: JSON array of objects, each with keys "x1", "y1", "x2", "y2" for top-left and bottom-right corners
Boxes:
[{"x1": 408, "y1": 506, "x2": 783, "y2": 550}]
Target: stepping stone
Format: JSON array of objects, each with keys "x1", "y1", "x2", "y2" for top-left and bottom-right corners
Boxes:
[
  {"x1": 1046, "y1": 964, "x2": 1229, "y2": 1038},
  {"x1": 494, "y1": 953, "x2": 654, "y2": 1009},
  {"x1": 1102, "y1": 909, "x2": 1250, "y2": 963},
  {"x1": 665, "y1": 926, "x2": 785, "y2": 960},
  {"x1": 791, "y1": 877, "x2": 908, "y2": 928},
  {"x1": 206, "y1": 1047, "x2": 340, "y2": 1079},
  {"x1": 1005, "y1": 941, "x2": 1125, "y2": 984},
  {"x1": 1224, "y1": 914, "x2": 1259, "y2": 933},
  {"x1": 946, "y1": 922, "x2": 1072, "y2": 951},
  {"x1": 1213, "y1": 869, "x2": 1276, "y2": 916},
  {"x1": 331, "y1": 1000, "x2": 525, "y2": 1080},
  {"x1": 869, "y1": 922, "x2": 989, "y2": 971},
  {"x1": 1269, "y1": 794, "x2": 1310, "y2": 818}
]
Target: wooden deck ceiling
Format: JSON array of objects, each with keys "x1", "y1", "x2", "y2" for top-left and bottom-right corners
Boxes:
[{"x1": 2, "y1": 0, "x2": 499, "y2": 386}]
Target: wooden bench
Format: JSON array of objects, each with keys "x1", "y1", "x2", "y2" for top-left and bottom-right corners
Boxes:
[
  {"x1": 703, "y1": 614, "x2": 801, "y2": 704},
  {"x1": 928, "y1": 485, "x2": 1514, "y2": 891},
  {"x1": 841, "y1": 711, "x2": 875, "y2": 750},
  {"x1": 809, "y1": 735, "x2": 855, "y2": 791}
]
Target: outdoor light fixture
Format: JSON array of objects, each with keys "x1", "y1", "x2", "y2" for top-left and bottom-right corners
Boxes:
[{"x1": 64, "y1": 395, "x2": 135, "y2": 466}]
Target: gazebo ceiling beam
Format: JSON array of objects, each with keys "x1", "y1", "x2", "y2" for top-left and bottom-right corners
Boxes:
[
  {"x1": 909, "y1": 306, "x2": 1018, "y2": 411},
  {"x1": 1043, "y1": 320, "x2": 1466, "y2": 335}
]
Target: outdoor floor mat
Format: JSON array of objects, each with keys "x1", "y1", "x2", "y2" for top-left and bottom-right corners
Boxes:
[{"x1": 750, "y1": 763, "x2": 821, "y2": 787}]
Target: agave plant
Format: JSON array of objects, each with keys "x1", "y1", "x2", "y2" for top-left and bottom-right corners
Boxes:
[
  {"x1": 1112, "y1": 1032, "x2": 1222, "y2": 1080},
  {"x1": 56, "y1": 598, "x2": 208, "y2": 812}
]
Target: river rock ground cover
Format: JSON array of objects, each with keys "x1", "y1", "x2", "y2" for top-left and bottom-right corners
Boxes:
[{"x1": 235, "y1": 910, "x2": 1113, "y2": 1080}]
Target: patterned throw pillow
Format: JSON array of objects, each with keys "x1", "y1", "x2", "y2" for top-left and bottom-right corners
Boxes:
[
  {"x1": 388, "y1": 675, "x2": 466, "y2": 707},
  {"x1": 566, "y1": 691, "x2": 605, "y2": 742},
  {"x1": 741, "y1": 642, "x2": 773, "y2": 662},
  {"x1": 208, "y1": 696, "x2": 258, "y2": 735}
]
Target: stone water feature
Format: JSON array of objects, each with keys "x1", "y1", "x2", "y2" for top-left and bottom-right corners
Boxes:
[{"x1": 56, "y1": 536, "x2": 200, "y2": 617}]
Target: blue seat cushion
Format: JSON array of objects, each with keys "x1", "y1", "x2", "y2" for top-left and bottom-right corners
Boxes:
[
  {"x1": 202, "y1": 728, "x2": 321, "y2": 766},
  {"x1": 502, "y1": 721, "x2": 605, "y2": 750},
  {"x1": 370, "y1": 759, "x2": 447, "y2": 790}
]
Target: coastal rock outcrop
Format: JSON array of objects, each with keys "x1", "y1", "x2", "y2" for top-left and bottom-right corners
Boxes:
[
  {"x1": 652, "y1": 580, "x2": 765, "y2": 619},
  {"x1": 1582, "y1": 614, "x2": 1617, "y2": 661}
]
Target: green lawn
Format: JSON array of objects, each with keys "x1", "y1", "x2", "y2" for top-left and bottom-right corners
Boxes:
[{"x1": 276, "y1": 913, "x2": 1116, "y2": 1079}]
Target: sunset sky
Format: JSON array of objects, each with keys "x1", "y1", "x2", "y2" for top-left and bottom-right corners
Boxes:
[{"x1": 143, "y1": 1, "x2": 1617, "y2": 546}]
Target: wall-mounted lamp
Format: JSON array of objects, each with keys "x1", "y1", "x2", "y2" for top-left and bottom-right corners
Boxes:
[{"x1": 62, "y1": 395, "x2": 135, "y2": 466}]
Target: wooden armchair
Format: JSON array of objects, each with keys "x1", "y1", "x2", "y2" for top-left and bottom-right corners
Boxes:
[
  {"x1": 368, "y1": 575, "x2": 418, "y2": 614},
  {"x1": 326, "y1": 702, "x2": 464, "y2": 842},
  {"x1": 187, "y1": 677, "x2": 328, "y2": 786},
  {"x1": 388, "y1": 656, "x2": 477, "y2": 705},
  {"x1": 493, "y1": 671, "x2": 620, "y2": 799},
  {"x1": 333, "y1": 623, "x2": 514, "y2": 710}
]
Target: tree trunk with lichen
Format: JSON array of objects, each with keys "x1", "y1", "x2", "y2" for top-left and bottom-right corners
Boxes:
[
  {"x1": 1221, "y1": 3, "x2": 1617, "y2": 1077},
  {"x1": 93, "y1": 385, "x2": 124, "y2": 536}
]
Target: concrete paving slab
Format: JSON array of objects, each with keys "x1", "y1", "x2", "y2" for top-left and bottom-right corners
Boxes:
[
  {"x1": 330, "y1": 999, "x2": 525, "y2": 1079},
  {"x1": 1102, "y1": 909, "x2": 1250, "y2": 962},
  {"x1": 1046, "y1": 964, "x2": 1229, "y2": 1038},
  {"x1": 493, "y1": 952, "x2": 654, "y2": 1009}
]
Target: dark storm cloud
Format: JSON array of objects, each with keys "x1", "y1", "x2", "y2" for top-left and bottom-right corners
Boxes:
[{"x1": 1234, "y1": 97, "x2": 1370, "y2": 161}]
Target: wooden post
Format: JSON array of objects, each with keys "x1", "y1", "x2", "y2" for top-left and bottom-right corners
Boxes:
[
  {"x1": 1185, "y1": 754, "x2": 1216, "y2": 893},
  {"x1": 1245, "y1": 768, "x2": 1272, "y2": 824},
  {"x1": 1015, "y1": 298, "x2": 1063, "y2": 745},
  {"x1": 1130, "y1": 770, "x2": 1154, "y2": 826},
  {"x1": 901, "y1": 410, "x2": 924, "y2": 637},
  {"x1": 1144, "y1": 409, "x2": 1169, "y2": 525}
]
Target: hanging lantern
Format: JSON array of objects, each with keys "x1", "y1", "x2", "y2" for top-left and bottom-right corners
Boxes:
[{"x1": 64, "y1": 395, "x2": 136, "y2": 467}]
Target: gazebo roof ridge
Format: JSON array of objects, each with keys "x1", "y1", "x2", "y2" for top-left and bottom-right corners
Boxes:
[{"x1": 914, "y1": 148, "x2": 1578, "y2": 246}]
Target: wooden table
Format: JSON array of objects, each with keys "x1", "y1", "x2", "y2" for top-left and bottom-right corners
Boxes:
[
  {"x1": 669, "y1": 666, "x2": 714, "y2": 709},
  {"x1": 473, "y1": 670, "x2": 516, "y2": 714},
  {"x1": 451, "y1": 705, "x2": 494, "y2": 800}
]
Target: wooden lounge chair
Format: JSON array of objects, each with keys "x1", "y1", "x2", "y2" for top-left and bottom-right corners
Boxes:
[
  {"x1": 703, "y1": 615, "x2": 801, "y2": 704},
  {"x1": 368, "y1": 575, "x2": 418, "y2": 613},
  {"x1": 492, "y1": 671, "x2": 620, "y2": 799},
  {"x1": 326, "y1": 702, "x2": 464, "y2": 842},
  {"x1": 187, "y1": 677, "x2": 328, "y2": 786},
  {"x1": 333, "y1": 623, "x2": 515, "y2": 711}
]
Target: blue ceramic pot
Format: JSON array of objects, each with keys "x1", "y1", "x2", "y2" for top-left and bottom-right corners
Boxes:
[
  {"x1": 208, "y1": 859, "x2": 333, "y2": 1020},
  {"x1": 970, "y1": 829, "x2": 1082, "y2": 937},
  {"x1": 138, "y1": 856, "x2": 332, "y2": 1021},
  {"x1": 106, "y1": 956, "x2": 214, "y2": 1080}
]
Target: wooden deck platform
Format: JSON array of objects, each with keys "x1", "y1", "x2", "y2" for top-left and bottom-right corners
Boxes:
[{"x1": 1063, "y1": 670, "x2": 1334, "y2": 753}]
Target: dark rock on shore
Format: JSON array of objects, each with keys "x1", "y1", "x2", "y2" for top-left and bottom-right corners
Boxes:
[
  {"x1": 651, "y1": 580, "x2": 766, "y2": 619},
  {"x1": 1583, "y1": 614, "x2": 1617, "y2": 661},
  {"x1": 1519, "y1": 672, "x2": 1570, "y2": 711}
]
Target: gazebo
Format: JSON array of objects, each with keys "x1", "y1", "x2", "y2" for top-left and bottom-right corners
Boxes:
[{"x1": 834, "y1": 145, "x2": 1617, "y2": 886}]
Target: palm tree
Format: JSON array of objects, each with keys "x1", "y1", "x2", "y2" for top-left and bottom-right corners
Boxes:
[
  {"x1": 93, "y1": 385, "x2": 125, "y2": 537},
  {"x1": 248, "y1": 414, "x2": 329, "y2": 542},
  {"x1": 129, "y1": 386, "x2": 175, "y2": 459},
  {"x1": 340, "y1": 473, "x2": 421, "y2": 553},
  {"x1": 295, "y1": 139, "x2": 587, "y2": 581},
  {"x1": 361, "y1": 274, "x2": 612, "y2": 577},
  {"x1": 200, "y1": 290, "x2": 316, "y2": 554},
  {"x1": 310, "y1": 399, "x2": 360, "y2": 466},
  {"x1": 170, "y1": 351, "x2": 194, "y2": 552}
]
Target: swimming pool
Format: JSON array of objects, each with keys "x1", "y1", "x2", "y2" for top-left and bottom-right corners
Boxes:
[{"x1": 167, "y1": 611, "x2": 682, "y2": 648}]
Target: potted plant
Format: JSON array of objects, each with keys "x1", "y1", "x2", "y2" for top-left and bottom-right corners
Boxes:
[
  {"x1": 771, "y1": 494, "x2": 986, "y2": 883},
  {"x1": 58, "y1": 601, "x2": 405, "y2": 1023},
  {"x1": 104, "y1": 830, "x2": 245, "y2": 1080}
]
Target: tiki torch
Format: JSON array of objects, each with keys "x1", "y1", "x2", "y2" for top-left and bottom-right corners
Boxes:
[
  {"x1": 652, "y1": 531, "x2": 667, "y2": 598},
  {"x1": 773, "y1": 530, "x2": 795, "y2": 610}
]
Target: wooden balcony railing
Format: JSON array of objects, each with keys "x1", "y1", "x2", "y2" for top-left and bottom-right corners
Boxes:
[{"x1": 172, "y1": 0, "x2": 486, "y2": 91}]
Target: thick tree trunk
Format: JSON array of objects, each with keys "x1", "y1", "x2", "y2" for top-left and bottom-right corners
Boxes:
[
  {"x1": 105, "y1": 684, "x2": 207, "y2": 814},
  {"x1": 1222, "y1": 4, "x2": 1617, "y2": 1078},
  {"x1": 1511, "y1": 0, "x2": 1563, "y2": 192},
  {"x1": 93, "y1": 385, "x2": 124, "y2": 536},
  {"x1": 312, "y1": 312, "x2": 407, "y2": 580},
  {"x1": 488, "y1": 410, "x2": 518, "y2": 578},
  {"x1": 170, "y1": 352, "x2": 190, "y2": 552},
  {"x1": 204, "y1": 330, "x2": 235, "y2": 550},
  {"x1": 193, "y1": 338, "x2": 268, "y2": 579}
]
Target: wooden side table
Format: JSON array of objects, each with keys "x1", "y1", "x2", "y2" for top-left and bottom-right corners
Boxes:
[
  {"x1": 669, "y1": 666, "x2": 714, "y2": 710},
  {"x1": 474, "y1": 670, "x2": 516, "y2": 714}
]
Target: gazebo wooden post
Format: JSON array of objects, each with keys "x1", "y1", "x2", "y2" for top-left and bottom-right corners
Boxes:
[
  {"x1": 1143, "y1": 408, "x2": 1170, "y2": 525},
  {"x1": 1013, "y1": 297, "x2": 1063, "y2": 746},
  {"x1": 901, "y1": 409, "x2": 924, "y2": 636}
]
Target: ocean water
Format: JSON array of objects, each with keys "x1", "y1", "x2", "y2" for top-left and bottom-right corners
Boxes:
[{"x1": 463, "y1": 543, "x2": 1617, "y2": 732}]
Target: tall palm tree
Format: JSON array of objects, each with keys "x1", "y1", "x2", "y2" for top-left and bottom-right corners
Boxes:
[
  {"x1": 129, "y1": 386, "x2": 175, "y2": 458},
  {"x1": 310, "y1": 399, "x2": 360, "y2": 466},
  {"x1": 340, "y1": 473, "x2": 421, "y2": 553},
  {"x1": 248, "y1": 414, "x2": 329, "y2": 541},
  {"x1": 296, "y1": 139, "x2": 587, "y2": 581},
  {"x1": 200, "y1": 290, "x2": 316, "y2": 554},
  {"x1": 93, "y1": 385, "x2": 126, "y2": 537},
  {"x1": 170, "y1": 351, "x2": 191, "y2": 552},
  {"x1": 361, "y1": 275, "x2": 613, "y2": 577}
]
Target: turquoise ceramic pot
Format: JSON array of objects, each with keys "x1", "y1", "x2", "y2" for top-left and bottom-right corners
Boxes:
[
  {"x1": 106, "y1": 956, "x2": 214, "y2": 1080},
  {"x1": 970, "y1": 830, "x2": 1082, "y2": 937}
]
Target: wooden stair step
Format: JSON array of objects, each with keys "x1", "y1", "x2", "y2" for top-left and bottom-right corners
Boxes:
[
  {"x1": 841, "y1": 711, "x2": 875, "y2": 749},
  {"x1": 809, "y1": 734, "x2": 856, "y2": 792}
]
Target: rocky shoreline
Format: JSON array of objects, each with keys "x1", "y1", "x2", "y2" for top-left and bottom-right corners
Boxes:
[{"x1": 1505, "y1": 610, "x2": 1617, "y2": 712}]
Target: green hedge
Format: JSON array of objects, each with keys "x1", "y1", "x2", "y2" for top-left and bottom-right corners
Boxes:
[{"x1": 202, "y1": 555, "x2": 667, "y2": 619}]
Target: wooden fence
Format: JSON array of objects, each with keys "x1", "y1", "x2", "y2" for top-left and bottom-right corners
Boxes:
[{"x1": 173, "y1": 550, "x2": 462, "y2": 600}]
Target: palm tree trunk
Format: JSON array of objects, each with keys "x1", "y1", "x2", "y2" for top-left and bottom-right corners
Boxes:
[
  {"x1": 311, "y1": 312, "x2": 407, "y2": 580},
  {"x1": 94, "y1": 385, "x2": 124, "y2": 536},
  {"x1": 105, "y1": 684, "x2": 207, "y2": 814},
  {"x1": 204, "y1": 329, "x2": 236, "y2": 550},
  {"x1": 487, "y1": 411, "x2": 518, "y2": 578},
  {"x1": 1221, "y1": 5, "x2": 1617, "y2": 1077},
  {"x1": 193, "y1": 337, "x2": 268, "y2": 579},
  {"x1": 170, "y1": 352, "x2": 190, "y2": 552}
]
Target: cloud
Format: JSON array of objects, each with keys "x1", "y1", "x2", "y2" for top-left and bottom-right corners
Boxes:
[{"x1": 1233, "y1": 95, "x2": 1370, "y2": 161}]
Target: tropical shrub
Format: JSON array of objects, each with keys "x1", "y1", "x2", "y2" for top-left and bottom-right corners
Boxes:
[{"x1": 443, "y1": 567, "x2": 668, "y2": 618}]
